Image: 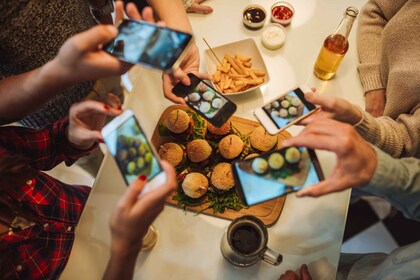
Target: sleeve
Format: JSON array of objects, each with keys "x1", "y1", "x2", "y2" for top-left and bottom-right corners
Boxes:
[
  {"x1": 0, "y1": 119, "x2": 98, "y2": 170},
  {"x1": 361, "y1": 146, "x2": 420, "y2": 222},
  {"x1": 356, "y1": 0, "x2": 406, "y2": 93},
  {"x1": 354, "y1": 105, "x2": 420, "y2": 158}
]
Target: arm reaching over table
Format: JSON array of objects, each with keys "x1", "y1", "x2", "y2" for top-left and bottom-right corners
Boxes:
[
  {"x1": 103, "y1": 161, "x2": 177, "y2": 280},
  {"x1": 282, "y1": 119, "x2": 420, "y2": 222}
]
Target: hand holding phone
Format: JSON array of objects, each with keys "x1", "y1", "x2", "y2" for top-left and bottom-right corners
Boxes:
[
  {"x1": 102, "y1": 109, "x2": 167, "y2": 195},
  {"x1": 172, "y1": 73, "x2": 237, "y2": 127},
  {"x1": 103, "y1": 19, "x2": 193, "y2": 71},
  {"x1": 232, "y1": 147, "x2": 324, "y2": 206},
  {"x1": 254, "y1": 85, "x2": 318, "y2": 135}
]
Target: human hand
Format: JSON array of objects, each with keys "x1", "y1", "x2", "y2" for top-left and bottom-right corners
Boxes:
[
  {"x1": 279, "y1": 264, "x2": 312, "y2": 280},
  {"x1": 67, "y1": 94, "x2": 122, "y2": 150},
  {"x1": 114, "y1": 1, "x2": 155, "y2": 24},
  {"x1": 282, "y1": 119, "x2": 377, "y2": 197},
  {"x1": 299, "y1": 91, "x2": 363, "y2": 126},
  {"x1": 109, "y1": 161, "x2": 177, "y2": 256},
  {"x1": 186, "y1": 0, "x2": 213, "y2": 14},
  {"x1": 365, "y1": 89, "x2": 386, "y2": 117}
]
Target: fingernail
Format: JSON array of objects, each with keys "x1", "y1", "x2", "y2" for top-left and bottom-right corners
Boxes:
[
  {"x1": 104, "y1": 105, "x2": 110, "y2": 110},
  {"x1": 138, "y1": 175, "x2": 147, "y2": 181},
  {"x1": 98, "y1": 137, "x2": 104, "y2": 143}
]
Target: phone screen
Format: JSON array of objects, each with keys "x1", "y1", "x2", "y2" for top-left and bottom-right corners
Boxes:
[
  {"x1": 233, "y1": 147, "x2": 323, "y2": 206},
  {"x1": 263, "y1": 88, "x2": 315, "y2": 129},
  {"x1": 103, "y1": 113, "x2": 163, "y2": 185},
  {"x1": 172, "y1": 73, "x2": 237, "y2": 127},
  {"x1": 104, "y1": 19, "x2": 192, "y2": 70}
]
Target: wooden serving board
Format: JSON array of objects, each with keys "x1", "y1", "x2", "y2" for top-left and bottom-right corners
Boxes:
[{"x1": 151, "y1": 105, "x2": 291, "y2": 227}]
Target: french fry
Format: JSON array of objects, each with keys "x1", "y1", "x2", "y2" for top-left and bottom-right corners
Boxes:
[{"x1": 211, "y1": 53, "x2": 266, "y2": 94}]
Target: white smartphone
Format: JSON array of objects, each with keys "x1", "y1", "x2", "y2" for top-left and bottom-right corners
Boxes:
[
  {"x1": 254, "y1": 84, "x2": 318, "y2": 135},
  {"x1": 103, "y1": 19, "x2": 193, "y2": 72},
  {"x1": 102, "y1": 109, "x2": 167, "y2": 194}
]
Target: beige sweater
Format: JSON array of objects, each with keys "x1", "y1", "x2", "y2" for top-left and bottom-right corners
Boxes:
[{"x1": 356, "y1": 0, "x2": 420, "y2": 158}]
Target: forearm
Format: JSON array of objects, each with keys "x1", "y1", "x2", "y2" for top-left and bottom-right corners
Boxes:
[
  {"x1": 354, "y1": 107, "x2": 420, "y2": 157},
  {"x1": 0, "y1": 60, "x2": 75, "y2": 123},
  {"x1": 103, "y1": 250, "x2": 139, "y2": 280},
  {"x1": 146, "y1": 0, "x2": 193, "y2": 32},
  {"x1": 361, "y1": 147, "x2": 420, "y2": 222},
  {"x1": 356, "y1": 1, "x2": 387, "y2": 93}
]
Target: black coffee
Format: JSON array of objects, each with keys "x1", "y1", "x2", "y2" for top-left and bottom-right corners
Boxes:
[{"x1": 231, "y1": 225, "x2": 261, "y2": 254}]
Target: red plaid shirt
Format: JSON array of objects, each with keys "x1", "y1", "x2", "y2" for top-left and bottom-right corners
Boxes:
[{"x1": 0, "y1": 119, "x2": 95, "y2": 279}]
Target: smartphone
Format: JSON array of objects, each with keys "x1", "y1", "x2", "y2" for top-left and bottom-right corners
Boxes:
[
  {"x1": 232, "y1": 147, "x2": 324, "y2": 206},
  {"x1": 172, "y1": 73, "x2": 237, "y2": 127},
  {"x1": 253, "y1": 85, "x2": 318, "y2": 135},
  {"x1": 103, "y1": 19, "x2": 193, "y2": 71},
  {"x1": 102, "y1": 109, "x2": 167, "y2": 194}
]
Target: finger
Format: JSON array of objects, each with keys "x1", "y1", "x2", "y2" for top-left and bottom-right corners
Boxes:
[
  {"x1": 304, "y1": 92, "x2": 336, "y2": 111},
  {"x1": 148, "y1": 161, "x2": 177, "y2": 197},
  {"x1": 300, "y1": 264, "x2": 312, "y2": 280},
  {"x1": 71, "y1": 100, "x2": 121, "y2": 118},
  {"x1": 297, "y1": 110, "x2": 331, "y2": 125},
  {"x1": 69, "y1": 25, "x2": 118, "y2": 53},
  {"x1": 101, "y1": 93, "x2": 122, "y2": 109},
  {"x1": 281, "y1": 133, "x2": 341, "y2": 153},
  {"x1": 162, "y1": 75, "x2": 187, "y2": 104},
  {"x1": 188, "y1": 3, "x2": 213, "y2": 14},
  {"x1": 170, "y1": 67, "x2": 190, "y2": 86},
  {"x1": 191, "y1": 71, "x2": 212, "y2": 81},
  {"x1": 76, "y1": 129, "x2": 104, "y2": 143},
  {"x1": 141, "y1": 6, "x2": 155, "y2": 23},
  {"x1": 114, "y1": 1, "x2": 125, "y2": 24},
  {"x1": 118, "y1": 176, "x2": 147, "y2": 207},
  {"x1": 296, "y1": 179, "x2": 341, "y2": 197},
  {"x1": 126, "y1": 2, "x2": 142, "y2": 20}
]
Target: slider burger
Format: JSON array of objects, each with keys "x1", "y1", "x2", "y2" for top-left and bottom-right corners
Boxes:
[
  {"x1": 210, "y1": 162, "x2": 235, "y2": 191},
  {"x1": 250, "y1": 126, "x2": 278, "y2": 152},
  {"x1": 186, "y1": 139, "x2": 212, "y2": 163},
  {"x1": 166, "y1": 109, "x2": 194, "y2": 140},
  {"x1": 219, "y1": 134, "x2": 244, "y2": 160},
  {"x1": 182, "y1": 172, "x2": 209, "y2": 198},
  {"x1": 158, "y1": 142, "x2": 186, "y2": 168},
  {"x1": 206, "y1": 119, "x2": 232, "y2": 140}
]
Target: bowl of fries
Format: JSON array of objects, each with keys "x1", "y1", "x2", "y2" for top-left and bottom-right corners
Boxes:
[{"x1": 203, "y1": 38, "x2": 270, "y2": 95}]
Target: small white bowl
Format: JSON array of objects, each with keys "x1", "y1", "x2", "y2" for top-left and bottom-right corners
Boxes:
[
  {"x1": 204, "y1": 38, "x2": 270, "y2": 95},
  {"x1": 262, "y1": 23, "x2": 287, "y2": 50},
  {"x1": 242, "y1": 4, "x2": 267, "y2": 30}
]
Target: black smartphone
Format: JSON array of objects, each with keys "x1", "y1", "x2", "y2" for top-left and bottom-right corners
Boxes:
[
  {"x1": 101, "y1": 109, "x2": 167, "y2": 194},
  {"x1": 172, "y1": 73, "x2": 237, "y2": 127},
  {"x1": 103, "y1": 19, "x2": 193, "y2": 71},
  {"x1": 232, "y1": 147, "x2": 324, "y2": 206}
]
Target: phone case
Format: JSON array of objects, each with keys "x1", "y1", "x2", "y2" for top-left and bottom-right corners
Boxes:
[{"x1": 232, "y1": 147, "x2": 324, "y2": 206}]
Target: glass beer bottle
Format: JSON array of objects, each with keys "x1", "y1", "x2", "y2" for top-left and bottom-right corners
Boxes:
[{"x1": 313, "y1": 7, "x2": 358, "y2": 80}]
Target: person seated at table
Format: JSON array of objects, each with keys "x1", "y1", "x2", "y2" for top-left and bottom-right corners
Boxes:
[
  {"x1": 0, "y1": 96, "x2": 177, "y2": 279},
  {"x1": 357, "y1": 0, "x2": 419, "y2": 119},
  {"x1": 280, "y1": 118, "x2": 420, "y2": 280},
  {"x1": 300, "y1": 91, "x2": 419, "y2": 158}
]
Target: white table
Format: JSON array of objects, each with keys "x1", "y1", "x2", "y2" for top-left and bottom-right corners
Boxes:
[{"x1": 62, "y1": 0, "x2": 366, "y2": 279}]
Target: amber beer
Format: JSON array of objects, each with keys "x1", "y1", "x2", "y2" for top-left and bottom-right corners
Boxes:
[{"x1": 314, "y1": 7, "x2": 358, "y2": 80}]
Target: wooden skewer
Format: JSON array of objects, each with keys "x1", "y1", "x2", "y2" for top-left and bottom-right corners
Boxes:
[{"x1": 202, "y1": 38, "x2": 223, "y2": 66}]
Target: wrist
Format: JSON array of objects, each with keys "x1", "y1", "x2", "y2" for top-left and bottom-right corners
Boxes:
[{"x1": 65, "y1": 125, "x2": 95, "y2": 151}]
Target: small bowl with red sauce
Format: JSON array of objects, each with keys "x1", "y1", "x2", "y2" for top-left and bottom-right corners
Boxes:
[
  {"x1": 243, "y1": 4, "x2": 267, "y2": 29},
  {"x1": 271, "y1": 1, "x2": 294, "y2": 26}
]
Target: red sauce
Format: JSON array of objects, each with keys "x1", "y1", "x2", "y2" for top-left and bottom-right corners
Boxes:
[{"x1": 272, "y1": 5, "x2": 293, "y2": 20}]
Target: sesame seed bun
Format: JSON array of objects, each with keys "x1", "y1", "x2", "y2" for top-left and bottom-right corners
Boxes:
[
  {"x1": 158, "y1": 142, "x2": 185, "y2": 167},
  {"x1": 182, "y1": 172, "x2": 208, "y2": 198},
  {"x1": 186, "y1": 139, "x2": 212, "y2": 162},
  {"x1": 250, "y1": 126, "x2": 278, "y2": 152},
  {"x1": 210, "y1": 163, "x2": 234, "y2": 191},
  {"x1": 207, "y1": 119, "x2": 232, "y2": 136},
  {"x1": 166, "y1": 109, "x2": 190, "y2": 134},
  {"x1": 219, "y1": 134, "x2": 244, "y2": 159},
  {"x1": 245, "y1": 153, "x2": 259, "y2": 160}
]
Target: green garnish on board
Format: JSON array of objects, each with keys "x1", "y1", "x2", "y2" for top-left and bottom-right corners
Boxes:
[
  {"x1": 187, "y1": 110, "x2": 207, "y2": 140},
  {"x1": 203, "y1": 188, "x2": 244, "y2": 214}
]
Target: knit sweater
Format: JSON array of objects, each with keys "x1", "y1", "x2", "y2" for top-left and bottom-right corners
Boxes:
[
  {"x1": 0, "y1": 1, "x2": 96, "y2": 128},
  {"x1": 356, "y1": 0, "x2": 420, "y2": 158}
]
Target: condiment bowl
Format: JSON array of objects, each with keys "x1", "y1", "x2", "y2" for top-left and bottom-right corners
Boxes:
[
  {"x1": 271, "y1": 1, "x2": 295, "y2": 26},
  {"x1": 242, "y1": 4, "x2": 267, "y2": 29}
]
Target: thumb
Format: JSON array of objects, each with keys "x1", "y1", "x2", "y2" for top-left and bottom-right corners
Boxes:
[
  {"x1": 70, "y1": 25, "x2": 118, "y2": 53},
  {"x1": 119, "y1": 176, "x2": 147, "y2": 207}
]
